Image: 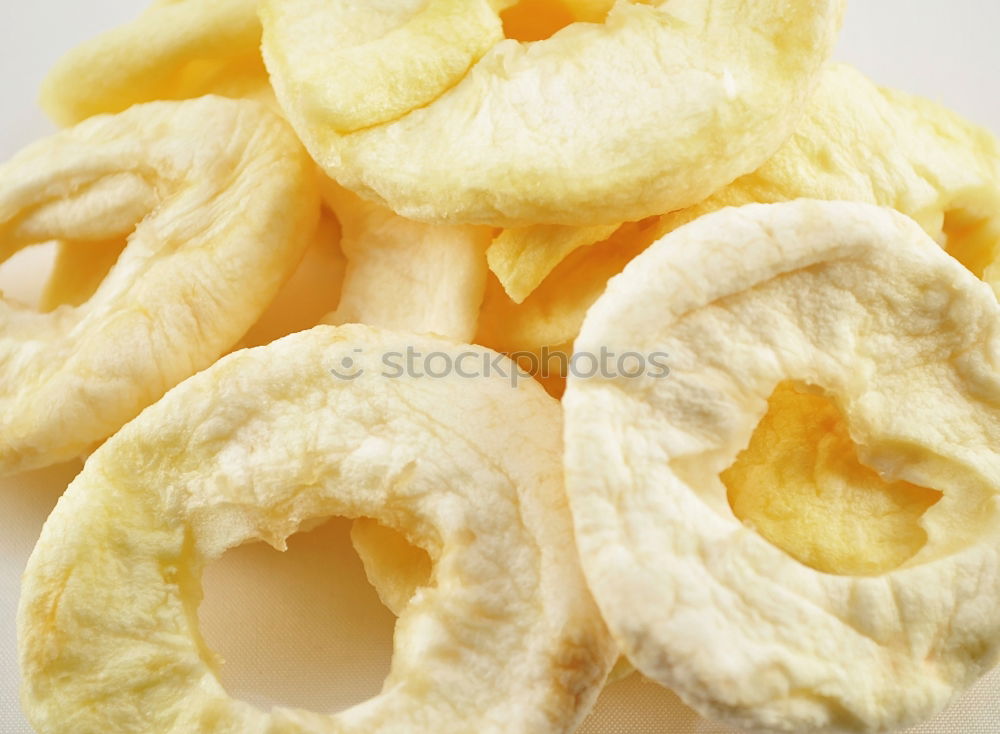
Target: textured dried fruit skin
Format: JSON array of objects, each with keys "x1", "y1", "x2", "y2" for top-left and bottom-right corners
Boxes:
[
  {"x1": 262, "y1": 0, "x2": 614, "y2": 134},
  {"x1": 564, "y1": 201, "x2": 1000, "y2": 733},
  {"x1": 260, "y1": 0, "x2": 513, "y2": 134},
  {"x1": 40, "y1": 0, "x2": 611, "y2": 129},
  {"x1": 262, "y1": 0, "x2": 845, "y2": 227},
  {"x1": 323, "y1": 179, "x2": 493, "y2": 592},
  {"x1": 39, "y1": 0, "x2": 282, "y2": 326},
  {"x1": 40, "y1": 214, "x2": 343, "y2": 341},
  {"x1": 41, "y1": 0, "x2": 271, "y2": 126},
  {"x1": 0, "y1": 97, "x2": 319, "y2": 476},
  {"x1": 662, "y1": 65, "x2": 1000, "y2": 288},
  {"x1": 19, "y1": 324, "x2": 615, "y2": 734},
  {"x1": 480, "y1": 64, "x2": 1000, "y2": 365},
  {"x1": 322, "y1": 181, "x2": 491, "y2": 343}
]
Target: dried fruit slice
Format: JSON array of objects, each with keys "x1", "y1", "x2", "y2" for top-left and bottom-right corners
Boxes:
[
  {"x1": 322, "y1": 182, "x2": 490, "y2": 343},
  {"x1": 564, "y1": 200, "x2": 1000, "y2": 732},
  {"x1": 19, "y1": 325, "x2": 615, "y2": 734},
  {"x1": 487, "y1": 224, "x2": 618, "y2": 304},
  {"x1": 262, "y1": 0, "x2": 845, "y2": 227},
  {"x1": 40, "y1": 213, "x2": 346, "y2": 346},
  {"x1": 0, "y1": 97, "x2": 318, "y2": 475},
  {"x1": 478, "y1": 65, "x2": 1000, "y2": 379},
  {"x1": 39, "y1": 0, "x2": 613, "y2": 127},
  {"x1": 476, "y1": 218, "x2": 663, "y2": 376},
  {"x1": 41, "y1": 0, "x2": 271, "y2": 126}
]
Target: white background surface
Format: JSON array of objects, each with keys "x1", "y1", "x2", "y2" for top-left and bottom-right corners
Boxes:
[{"x1": 2, "y1": 2, "x2": 1000, "y2": 732}]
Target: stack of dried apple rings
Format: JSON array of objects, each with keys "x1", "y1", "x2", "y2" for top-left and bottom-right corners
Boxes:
[{"x1": 10, "y1": 0, "x2": 1000, "y2": 733}]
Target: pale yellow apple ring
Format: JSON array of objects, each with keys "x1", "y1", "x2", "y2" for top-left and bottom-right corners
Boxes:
[
  {"x1": 564, "y1": 201, "x2": 1000, "y2": 732},
  {"x1": 261, "y1": 0, "x2": 845, "y2": 227},
  {"x1": 41, "y1": 0, "x2": 271, "y2": 126},
  {"x1": 39, "y1": 0, "x2": 613, "y2": 128},
  {"x1": 0, "y1": 96, "x2": 318, "y2": 475},
  {"x1": 476, "y1": 65, "x2": 1000, "y2": 387},
  {"x1": 19, "y1": 325, "x2": 615, "y2": 734}
]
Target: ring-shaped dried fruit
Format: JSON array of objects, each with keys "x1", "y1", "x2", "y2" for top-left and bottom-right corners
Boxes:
[
  {"x1": 565, "y1": 201, "x2": 1000, "y2": 732},
  {"x1": 19, "y1": 324, "x2": 615, "y2": 734},
  {"x1": 41, "y1": 0, "x2": 271, "y2": 126},
  {"x1": 476, "y1": 65, "x2": 1000, "y2": 387},
  {"x1": 261, "y1": 0, "x2": 845, "y2": 227},
  {"x1": 0, "y1": 97, "x2": 318, "y2": 475}
]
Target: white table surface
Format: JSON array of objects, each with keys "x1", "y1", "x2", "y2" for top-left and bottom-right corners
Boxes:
[{"x1": 2, "y1": 2, "x2": 1000, "y2": 732}]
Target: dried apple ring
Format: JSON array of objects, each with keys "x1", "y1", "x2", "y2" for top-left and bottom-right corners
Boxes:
[
  {"x1": 38, "y1": 212, "x2": 346, "y2": 339},
  {"x1": 478, "y1": 64, "x2": 1000, "y2": 378},
  {"x1": 41, "y1": 0, "x2": 271, "y2": 126},
  {"x1": 40, "y1": 0, "x2": 607, "y2": 128},
  {"x1": 564, "y1": 200, "x2": 1000, "y2": 733},
  {"x1": 322, "y1": 181, "x2": 491, "y2": 343},
  {"x1": 657, "y1": 65, "x2": 1000, "y2": 289},
  {"x1": 0, "y1": 96, "x2": 318, "y2": 476},
  {"x1": 19, "y1": 324, "x2": 615, "y2": 733},
  {"x1": 261, "y1": 0, "x2": 845, "y2": 227}
]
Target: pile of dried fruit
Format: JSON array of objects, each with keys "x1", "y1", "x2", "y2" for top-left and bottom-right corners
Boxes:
[{"x1": 8, "y1": 1, "x2": 1000, "y2": 732}]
